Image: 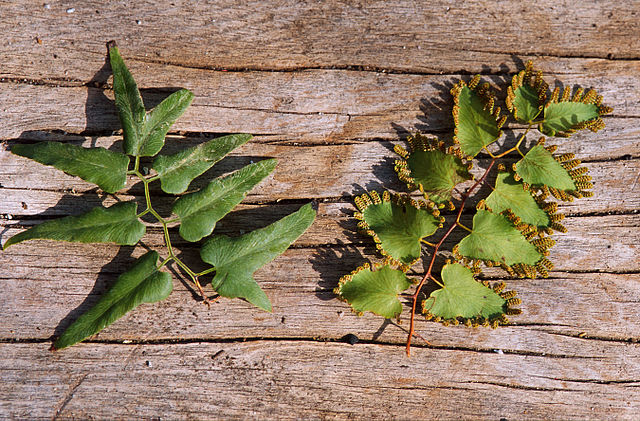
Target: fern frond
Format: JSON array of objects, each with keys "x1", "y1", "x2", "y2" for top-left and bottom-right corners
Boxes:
[{"x1": 421, "y1": 263, "x2": 519, "y2": 328}]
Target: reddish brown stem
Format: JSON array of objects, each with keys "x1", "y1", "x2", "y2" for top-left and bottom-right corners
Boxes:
[{"x1": 406, "y1": 159, "x2": 496, "y2": 356}]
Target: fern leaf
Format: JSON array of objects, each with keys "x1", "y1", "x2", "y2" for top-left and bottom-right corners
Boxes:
[
  {"x1": 454, "y1": 210, "x2": 551, "y2": 278},
  {"x1": 354, "y1": 191, "x2": 443, "y2": 267},
  {"x1": 451, "y1": 76, "x2": 505, "y2": 157},
  {"x1": 422, "y1": 263, "x2": 519, "y2": 327},
  {"x1": 539, "y1": 85, "x2": 612, "y2": 137},
  {"x1": 515, "y1": 140, "x2": 593, "y2": 201},
  {"x1": 394, "y1": 133, "x2": 472, "y2": 205},
  {"x1": 485, "y1": 169, "x2": 551, "y2": 230},
  {"x1": 334, "y1": 263, "x2": 413, "y2": 319},
  {"x1": 506, "y1": 60, "x2": 548, "y2": 123}
]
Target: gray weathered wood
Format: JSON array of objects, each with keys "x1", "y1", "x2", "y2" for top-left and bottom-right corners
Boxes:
[
  {"x1": 1, "y1": 71, "x2": 638, "y2": 141},
  {"x1": 1, "y1": 0, "x2": 639, "y2": 80},
  {"x1": 2, "y1": 341, "x2": 639, "y2": 420},
  {"x1": 2, "y1": 139, "x2": 638, "y2": 212}
]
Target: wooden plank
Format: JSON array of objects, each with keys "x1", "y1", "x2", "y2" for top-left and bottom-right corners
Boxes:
[
  {"x1": 1, "y1": 341, "x2": 639, "y2": 420},
  {"x1": 0, "y1": 70, "x2": 637, "y2": 140},
  {"x1": 1, "y1": 0, "x2": 639, "y2": 82},
  {"x1": 1, "y1": 1, "x2": 639, "y2": 418},
  {"x1": 1, "y1": 211, "x2": 638, "y2": 344},
  {"x1": 2, "y1": 139, "x2": 638, "y2": 213},
  {"x1": 1, "y1": 210, "x2": 638, "y2": 268},
  {"x1": 2, "y1": 266, "x2": 640, "y2": 347}
]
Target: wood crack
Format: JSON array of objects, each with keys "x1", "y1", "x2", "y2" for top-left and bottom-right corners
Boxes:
[
  {"x1": 0, "y1": 336, "x2": 600, "y2": 359},
  {"x1": 52, "y1": 373, "x2": 88, "y2": 421},
  {"x1": 465, "y1": 380, "x2": 583, "y2": 393},
  {"x1": 542, "y1": 330, "x2": 640, "y2": 344},
  {"x1": 538, "y1": 376, "x2": 640, "y2": 385}
]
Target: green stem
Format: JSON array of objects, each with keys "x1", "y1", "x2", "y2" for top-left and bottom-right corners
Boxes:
[
  {"x1": 493, "y1": 123, "x2": 532, "y2": 159},
  {"x1": 196, "y1": 267, "x2": 217, "y2": 277},
  {"x1": 132, "y1": 170, "x2": 213, "y2": 304}
]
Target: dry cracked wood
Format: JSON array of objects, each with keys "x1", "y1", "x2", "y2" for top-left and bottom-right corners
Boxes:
[
  {"x1": 2, "y1": 341, "x2": 639, "y2": 420},
  {"x1": 1, "y1": 0, "x2": 639, "y2": 80}
]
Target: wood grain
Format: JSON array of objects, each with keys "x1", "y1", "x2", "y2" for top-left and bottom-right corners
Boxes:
[
  {"x1": 1, "y1": 69, "x2": 638, "y2": 141},
  {"x1": 2, "y1": 341, "x2": 639, "y2": 420},
  {"x1": 1, "y1": 0, "x2": 639, "y2": 419},
  {"x1": 2, "y1": 137, "x2": 638, "y2": 212},
  {"x1": 1, "y1": 0, "x2": 639, "y2": 81}
]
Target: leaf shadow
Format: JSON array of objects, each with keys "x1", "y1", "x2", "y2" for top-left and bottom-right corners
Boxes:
[
  {"x1": 416, "y1": 80, "x2": 457, "y2": 140},
  {"x1": 52, "y1": 246, "x2": 136, "y2": 339},
  {"x1": 308, "y1": 187, "x2": 377, "y2": 302},
  {"x1": 309, "y1": 239, "x2": 369, "y2": 301}
]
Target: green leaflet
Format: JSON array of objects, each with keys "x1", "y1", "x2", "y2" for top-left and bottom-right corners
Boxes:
[
  {"x1": 423, "y1": 263, "x2": 506, "y2": 321},
  {"x1": 485, "y1": 171, "x2": 550, "y2": 229},
  {"x1": 540, "y1": 102, "x2": 599, "y2": 137},
  {"x1": 11, "y1": 142, "x2": 129, "y2": 194},
  {"x1": 109, "y1": 45, "x2": 144, "y2": 154},
  {"x1": 109, "y1": 45, "x2": 194, "y2": 156},
  {"x1": 451, "y1": 79, "x2": 503, "y2": 157},
  {"x1": 2, "y1": 202, "x2": 145, "y2": 249},
  {"x1": 515, "y1": 145, "x2": 575, "y2": 191},
  {"x1": 405, "y1": 149, "x2": 472, "y2": 203},
  {"x1": 505, "y1": 61, "x2": 546, "y2": 123},
  {"x1": 152, "y1": 134, "x2": 251, "y2": 194},
  {"x1": 356, "y1": 192, "x2": 441, "y2": 265},
  {"x1": 174, "y1": 159, "x2": 278, "y2": 242},
  {"x1": 335, "y1": 264, "x2": 413, "y2": 319},
  {"x1": 456, "y1": 210, "x2": 541, "y2": 266},
  {"x1": 53, "y1": 251, "x2": 172, "y2": 350},
  {"x1": 200, "y1": 203, "x2": 316, "y2": 312},
  {"x1": 510, "y1": 84, "x2": 542, "y2": 123}
]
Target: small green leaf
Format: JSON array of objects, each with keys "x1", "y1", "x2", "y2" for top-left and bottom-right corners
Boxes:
[
  {"x1": 53, "y1": 251, "x2": 172, "y2": 350},
  {"x1": 400, "y1": 147, "x2": 472, "y2": 204},
  {"x1": 355, "y1": 192, "x2": 441, "y2": 265},
  {"x1": 153, "y1": 134, "x2": 251, "y2": 194},
  {"x1": 540, "y1": 102, "x2": 599, "y2": 137},
  {"x1": 2, "y1": 202, "x2": 145, "y2": 249},
  {"x1": 109, "y1": 45, "x2": 145, "y2": 155},
  {"x1": 423, "y1": 263, "x2": 506, "y2": 320},
  {"x1": 11, "y1": 141, "x2": 130, "y2": 193},
  {"x1": 141, "y1": 89, "x2": 194, "y2": 156},
  {"x1": 485, "y1": 171, "x2": 550, "y2": 229},
  {"x1": 200, "y1": 203, "x2": 316, "y2": 311},
  {"x1": 451, "y1": 78, "x2": 503, "y2": 157},
  {"x1": 511, "y1": 84, "x2": 542, "y2": 123},
  {"x1": 515, "y1": 145, "x2": 575, "y2": 191},
  {"x1": 109, "y1": 45, "x2": 194, "y2": 156},
  {"x1": 174, "y1": 159, "x2": 277, "y2": 242},
  {"x1": 505, "y1": 61, "x2": 546, "y2": 123},
  {"x1": 456, "y1": 210, "x2": 541, "y2": 266},
  {"x1": 335, "y1": 264, "x2": 413, "y2": 319}
]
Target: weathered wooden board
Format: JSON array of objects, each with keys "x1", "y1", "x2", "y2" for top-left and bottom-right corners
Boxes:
[
  {"x1": 1, "y1": 0, "x2": 639, "y2": 419},
  {"x1": 1, "y1": 0, "x2": 639, "y2": 80},
  {"x1": 2, "y1": 341, "x2": 640, "y2": 420},
  {"x1": 2, "y1": 138, "x2": 639, "y2": 213},
  {"x1": 2, "y1": 243, "x2": 640, "y2": 345},
  {"x1": 1, "y1": 70, "x2": 638, "y2": 141}
]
